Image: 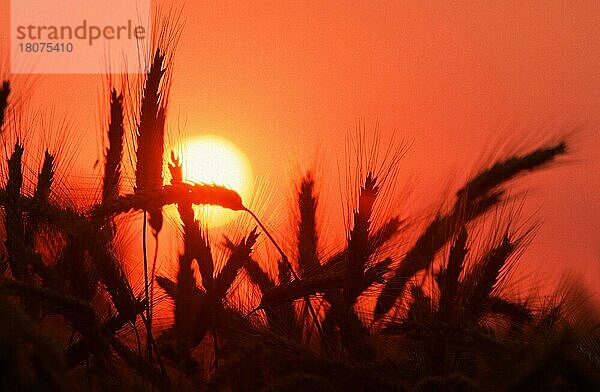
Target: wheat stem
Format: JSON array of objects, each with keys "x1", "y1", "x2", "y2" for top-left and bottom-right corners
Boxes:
[
  {"x1": 244, "y1": 207, "x2": 326, "y2": 345},
  {"x1": 142, "y1": 210, "x2": 152, "y2": 362}
]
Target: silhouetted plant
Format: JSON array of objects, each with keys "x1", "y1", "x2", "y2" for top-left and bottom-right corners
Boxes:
[{"x1": 0, "y1": 37, "x2": 597, "y2": 392}]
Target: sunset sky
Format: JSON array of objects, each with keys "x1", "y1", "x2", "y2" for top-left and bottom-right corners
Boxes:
[{"x1": 1, "y1": 2, "x2": 599, "y2": 294}]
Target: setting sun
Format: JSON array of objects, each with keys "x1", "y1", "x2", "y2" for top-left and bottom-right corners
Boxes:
[{"x1": 180, "y1": 135, "x2": 252, "y2": 227}]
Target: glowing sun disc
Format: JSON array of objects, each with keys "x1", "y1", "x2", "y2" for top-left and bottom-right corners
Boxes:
[{"x1": 181, "y1": 135, "x2": 252, "y2": 227}]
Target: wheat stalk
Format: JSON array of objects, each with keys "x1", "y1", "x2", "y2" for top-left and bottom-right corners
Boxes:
[
  {"x1": 28, "y1": 149, "x2": 56, "y2": 235},
  {"x1": 0, "y1": 80, "x2": 9, "y2": 130},
  {"x1": 135, "y1": 49, "x2": 167, "y2": 236},
  {"x1": 33, "y1": 150, "x2": 54, "y2": 203},
  {"x1": 375, "y1": 142, "x2": 566, "y2": 320},
  {"x1": 297, "y1": 172, "x2": 320, "y2": 277},
  {"x1": 308, "y1": 216, "x2": 402, "y2": 284},
  {"x1": 2, "y1": 145, "x2": 56, "y2": 289},
  {"x1": 213, "y1": 228, "x2": 259, "y2": 299},
  {"x1": 345, "y1": 172, "x2": 379, "y2": 305},
  {"x1": 133, "y1": 51, "x2": 167, "y2": 346},
  {"x1": 436, "y1": 225, "x2": 468, "y2": 320},
  {"x1": 374, "y1": 192, "x2": 501, "y2": 320},
  {"x1": 92, "y1": 183, "x2": 244, "y2": 218},
  {"x1": 168, "y1": 152, "x2": 212, "y2": 360},
  {"x1": 102, "y1": 89, "x2": 124, "y2": 205},
  {"x1": 462, "y1": 234, "x2": 516, "y2": 320},
  {"x1": 456, "y1": 142, "x2": 566, "y2": 204},
  {"x1": 5, "y1": 142, "x2": 26, "y2": 281}
]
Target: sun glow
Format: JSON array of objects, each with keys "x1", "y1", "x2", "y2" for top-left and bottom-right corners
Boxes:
[{"x1": 181, "y1": 135, "x2": 252, "y2": 227}]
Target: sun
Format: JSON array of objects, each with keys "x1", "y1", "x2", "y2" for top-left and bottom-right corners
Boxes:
[{"x1": 180, "y1": 135, "x2": 252, "y2": 227}]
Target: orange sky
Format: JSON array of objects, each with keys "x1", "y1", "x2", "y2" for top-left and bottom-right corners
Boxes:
[{"x1": 1, "y1": 2, "x2": 599, "y2": 295}]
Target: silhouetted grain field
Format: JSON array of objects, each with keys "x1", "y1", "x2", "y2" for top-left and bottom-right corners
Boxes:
[{"x1": 0, "y1": 41, "x2": 598, "y2": 392}]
